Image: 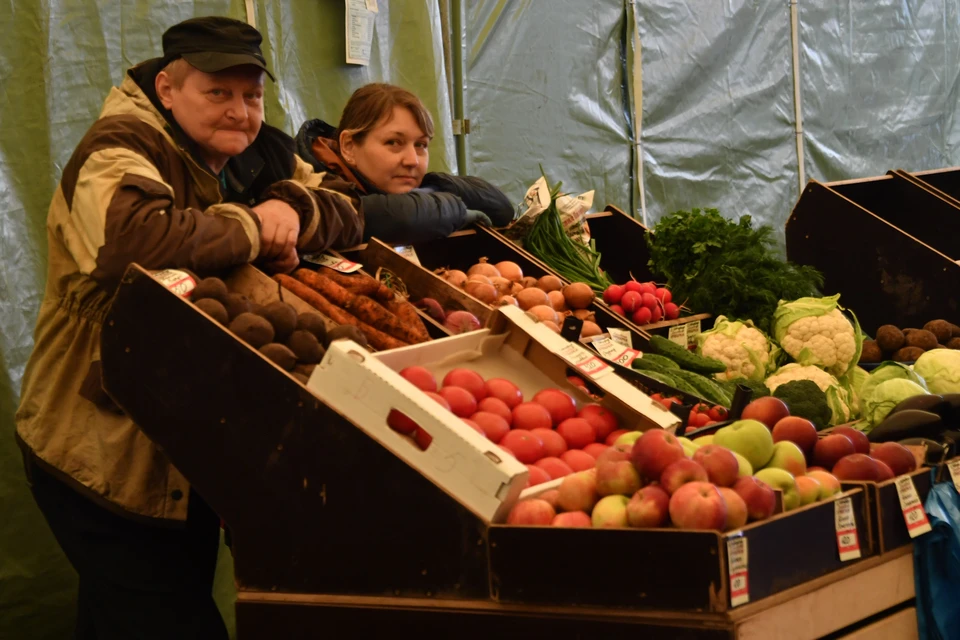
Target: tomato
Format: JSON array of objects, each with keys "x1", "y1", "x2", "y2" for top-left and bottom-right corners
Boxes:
[
  {"x1": 708, "y1": 406, "x2": 729, "y2": 422},
  {"x1": 651, "y1": 393, "x2": 663, "y2": 402},
  {"x1": 692, "y1": 403, "x2": 712, "y2": 415},
  {"x1": 692, "y1": 412, "x2": 712, "y2": 428}
]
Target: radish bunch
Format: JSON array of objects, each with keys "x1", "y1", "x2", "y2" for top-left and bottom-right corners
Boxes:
[{"x1": 602, "y1": 281, "x2": 679, "y2": 325}]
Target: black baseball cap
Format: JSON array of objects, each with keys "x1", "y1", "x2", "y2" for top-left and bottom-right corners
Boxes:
[{"x1": 162, "y1": 16, "x2": 275, "y2": 81}]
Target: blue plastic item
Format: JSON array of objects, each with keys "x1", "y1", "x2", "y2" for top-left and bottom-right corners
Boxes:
[{"x1": 914, "y1": 468, "x2": 960, "y2": 640}]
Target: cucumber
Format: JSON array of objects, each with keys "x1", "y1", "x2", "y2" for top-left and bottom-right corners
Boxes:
[
  {"x1": 648, "y1": 335, "x2": 726, "y2": 374},
  {"x1": 636, "y1": 353, "x2": 680, "y2": 370},
  {"x1": 638, "y1": 369, "x2": 702, "y2": 399},
  {"x1": 631, "y1": 356, "x2": 679, "y2": 376},
  {"x1": 670, "y1": 370, "x2": 732, "y2": 406}
]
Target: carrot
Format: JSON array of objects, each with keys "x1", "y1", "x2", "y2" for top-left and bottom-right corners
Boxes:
[
  {"x1": 318, "y1": 267, "x2": 389, "y2": 300},
  {"x1": 385, "y1": 297, "x2": 430, "y2": 342},
  {"x1": 293, "y1": 269, "x2": 428, "y2": 345},
  {"x1": 274, "y1": 275, "x2": 408, "y2": 351}
]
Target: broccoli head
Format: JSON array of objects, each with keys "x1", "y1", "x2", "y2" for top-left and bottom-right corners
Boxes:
[{"x1": 773, "y1": 380, "x2": 832, "y2": 430}]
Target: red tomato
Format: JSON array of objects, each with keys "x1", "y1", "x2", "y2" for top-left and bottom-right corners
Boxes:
[{"x1": 708, "y1": 406, "x2": 729, "y2": 422}]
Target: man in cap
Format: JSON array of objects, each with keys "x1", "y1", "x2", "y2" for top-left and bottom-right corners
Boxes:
[{"x1": 15, "y1": 16, "x2": 362, "y2": 638}]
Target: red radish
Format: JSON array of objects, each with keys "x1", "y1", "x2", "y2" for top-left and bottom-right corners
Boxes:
[
  {"x1": 641, "y1": 292, "x2": 658, "y2": 309},
  {"x1": 639, "y1": 282, "x2": 657, "y2": 296},
  {"x1": 650, "y1": 304, "x2": 663, "y2": 323},
  {"x1": 583, "y1": 443, "x2": 609, "y2": 459},
  {"x1": 664, "y1": 302, "x2": 680, "y2": 320},
  {"x1": 560, "y1": 449, "x2": 596, "y2": 472},
  {"x1": 423, "y1": 391, "x2": 451, "y2": 410},
  {"x1": 621, "y1": 291, "x2": 643, "y2": 313},
  {"x1": 623, "y1": 281, "x2": 644, "y2": 294},
  {"x1": 655, "y1": 287, "x2": 672, "y2": 303},
  {"x1": 610, "y1": 304, "x2": 625, "y2": 316},
  {"x1": 602, "y1": 284, "x2": 624, "y2": 305},
  {"x1": 525, "y1": 464, "x2": 552, "y2": 487},
  {"x1": 470, "y1": 411, "x2": 510, "y2": 442},
  {"x1": 387, "y1": 410, "x2": 419, "y2": 435},
  {"x1": 444, "y1": 310, "x2": 481, "y2": 334},
  {"x1": 533, "y1": 388, "x2": 578, "y2": 426},
  {"x1": 443, "y1": 368, "x2": 487, "y2": 401},
  {"x1": 578, "y1": 405, "x2": 619, "y2": 441},
  {"x1": 632, "y1": 307, "x2": 652, "y2": 325},
  {"x1": 530, "y1": 428, "x2": 568, "y2": 457},
  {"x1": 535, "y1": 457, "x2": 575, "y2": 480},
  {"x1": 605, "y1": 429, "x2": 629, "y2": 445},
  {"x1": 439, "y1": 386, "x2": 478, "y2": 417},
  {"x1": 512, "y1": 402, "x2": 553, "y2": 431},
  {"x1": 500, "y1": 430, "x2": 545, "y2": 463},
  {"x1": 462, "y1": 419, "x2": 486, "y2": 437},
  {"x1": 556, "y1": 417, "x2": 597, "y2": 450},
  {"x1": 399, "y1": 366, "x2": 437, "y2": 392},
  {"x1": 485, "y1": 378, "x2": 523, "y2": 408},
  {"x1": 477, "y1": 397, "x2": 512, "y2": 425}
]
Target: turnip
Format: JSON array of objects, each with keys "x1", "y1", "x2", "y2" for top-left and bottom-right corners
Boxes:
[{"x1": 443, "y1": 310, "x2": 481, "y2": 334}]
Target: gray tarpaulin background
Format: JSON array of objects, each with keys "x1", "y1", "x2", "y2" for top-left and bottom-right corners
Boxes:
[{"x1": 5, "y1": 1, "x2": 960, "y2": 638}]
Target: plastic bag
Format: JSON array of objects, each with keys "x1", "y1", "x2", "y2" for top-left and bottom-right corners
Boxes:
[
  {"x1": 914, "y1": 469, "x2": 960, "y2": 640},
  {"x1": 504, "y1": 176, "x2": 594, "y2": 245}
]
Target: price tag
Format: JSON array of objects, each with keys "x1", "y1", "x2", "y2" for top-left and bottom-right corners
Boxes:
[
  {"x1": 947, "y1": 459, "x2": 960, "y2": 495},
  {"x1": 557, "y1": 342, "x2": 611, "y2": 379},
  {"x1": 726, "y1": 535, "x2": 749, "y2": 607},
  {"x1": 592, "y1": 337, "x2": 639, "y2": 368},
  {"x1": 668, "y1": 324, "x2": 688, "y2": 346},
  {"x1": 608, "y1": 327, "x2": 633, "y2": 349},
  {"x1": 685, "y1": 320, "x2": 702, "y2": 347},
  {"x1": 394, "y1": 245, "x2": 421, "y2": 266},
  {"x1": 895, "y1": 475, "x2": 932, "y2": 537},
  {"x1": 834, "y1": 497, "x2": 861, "y2": 561},
  {"x1": 302, "y1": 252, "x2": 363, "y2": 273},
  {"x1": 152, "y1": 269, "x2": 197, "y2": 297}
]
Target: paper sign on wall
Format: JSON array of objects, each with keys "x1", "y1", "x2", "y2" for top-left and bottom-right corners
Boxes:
[{"x1": 345, "y1": 0, "x2": 375, "y2": 65}]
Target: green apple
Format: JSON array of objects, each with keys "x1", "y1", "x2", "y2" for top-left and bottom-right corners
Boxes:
[
  {"x1": 693, "y1": 434, "x2": 714, "y2": 446},
  {"x1": 592, "y1": 494, "x2": 629, "y2": 528},
  {"x1": 714, "y1": 420, "x2": 774, "y2": 470},
  {"x1": 755, "y1": 468, "x2": 800, "y2": 511},
  {"x1": 614, "y1": 431, "x2": 644, "y2": 447},
  {"x1": 732, "y1": 451, "x2": 753, "y2": 478},
  {"x1": 763, "y1": 441, "x2": 807, "y2": 477},
  {"x1": 677, "y1": 437, "x2": 701, "y2": 458}
]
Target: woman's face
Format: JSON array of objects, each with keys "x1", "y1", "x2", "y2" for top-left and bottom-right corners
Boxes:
[{"x1": 340, "y1": 106, "x2": 430, "y2": 194}]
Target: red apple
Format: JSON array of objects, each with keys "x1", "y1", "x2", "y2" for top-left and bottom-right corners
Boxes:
[
  {"x1": 795, "y1": 475, "x2": 821, "y2": 506},
  {"x1": 538, "y1": 489, "x2": 560, "y2": 509},
  {"x1": 535, "y1": 456, "x2": 575, "y2": 480},
  {"x1": 626, "y1": 485, "x2": 670, "y2": 528},
  {"x1": 806, "y1": 470, "x2": 841, "y2": 499},
  {"x1": 400, "y1": 365, "x2": 437, "y2": 392},
  {"x1": 605, "y1": 429, "x2": 630, "y2": 445},
  {"x1": 583, "y1": 443, "x2": 610, "y2": 459},
  {"x1": 631, "y1": 429, "x2": 685, "y2": 481},
  {"x1": 871, "y1": 442, "x2": 918, "y2": 476},
  {"x1": 533, "y1": 388, "x2": 578, "y2": 426},
  {"x1": 692, "y1": 445, "x2": 740, "y2": 487},
  {"x1": 578, "y1": 404, "x2": 619, "y2": 442},
  {"x1": 530, "y1": 428, "x2": 568, "y2": 458},
  {"x1": 659, "y1": 458, "x2": 709, "y2": 495},
  {"x1": 765, "y1": 441, "x2": 808, "y2": 477},
  {"x1": 832, "y1": 425, "x2": 870, "y2": 455},
  {"x1": 832, "y1": 453, "x2": 880, "y2": 481},
  {"x1": 772, "y1": 416, "x2": 818, "y2": 455},
  {"x1": 668, "y1": 482, "x2": 727, "y2": 531},
  {"x1": 814, "y1": 434, "x2": 856, "y2": 470},
  {"x1": 507, "y1": 499, "x2": 555, "y2": 525},
  {"x1": 733, "y1": 476, "x2": 776, "y2": 522},
  {"x1": 556, "y1": 417, "x2": 598, "y2": 450},
  {"x1": 500, "y1": 430, "x2": 545, "y2": 464},
  {"x1": 740, "y1": 396, "x2": 790, "y2": 430},
  {"x1": 718, "y1": 487, "x2": 748, "y2": 530},
  {"x1": 596, "y1": 459, "x2": 642, "y2": 496},
  {"x1": 595, "y1": 443, "x2": 633, "y2": 467},
  {"x1": 874, "y1": 459, "x2": 895, "y2": 482},
  {"x1": 557, "y1": 469, "x2": 599, "y2": 512},
  {"x1": 551, "y1": 511, "x2": 592, "y2": 528},
  {"x1": 560, "y1": 449, "x2": 597, "y2": 472}
]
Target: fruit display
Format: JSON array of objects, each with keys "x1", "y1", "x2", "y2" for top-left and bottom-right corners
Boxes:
[
  {"x1": 436, "y1": 259, "x2": 601, "y2": 339},
  {"x1": 388, "y1": 365, "x2": 631, "y2": 477},
  {"x1": 505, "y1": 395, "x2": 850, "y2": 529},
  {"x1": 601, "y1": 279, "x2": 685, "y2": 325},
  {"x1": 859, "y1": 319, "x2": 960, "y2": 364},
  {"x1": 190, "y1": 276, "x2": 334, "y2": 385},
  {"x1": 274, "y1": 267, "x2": 430, "y2": 351}
]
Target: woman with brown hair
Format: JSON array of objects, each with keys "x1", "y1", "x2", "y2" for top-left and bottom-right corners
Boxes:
[{"x1": 296, "y1": 83, "x2": 515, "y2": 244}]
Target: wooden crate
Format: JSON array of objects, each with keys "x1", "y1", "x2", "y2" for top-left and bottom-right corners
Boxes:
[
  {"x1": 840, "y1": 466, "x2": 933, "y2": 554},
  {"x1": 585, "y1": 205, "x2": 658, "y2": 284}
]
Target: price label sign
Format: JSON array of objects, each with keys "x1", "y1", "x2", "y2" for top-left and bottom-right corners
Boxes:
[
  {"x1": 592, "y1": 337, "x2": 640, "y2": 368},
  {"x1": 302, "y1": 253, "x2": 363, "y2": 273},
  {"x1": 726, "y1": 535, "x2": 749, "y2": 607},
  {"x1": 834, "y1": 497, "x2": 861, "y2": 561},
  {"x1": 896, "y1": 475, "x2": 932, "y2": 537},
  {"x1": 685, "y1": 320, "x2": 702, "y2": 347},
  {"x1": 607, "y1": 327, "x2": 633, "y2": 349},
  {"x1": 394, "y1": 245, "x2": 421, "y2": 266},
  {"x1": 557, "y1": 342, "x2": 611, "y2": 379},
  {"x1": 152, "y1": 269, "x2": 197, "y2": 298},
  {"x1": 947, "y1": 459, "x2": 960, "y2": 495},
  {"x1": 668, "y1": 324, "x2": 687, "y2": 346}
]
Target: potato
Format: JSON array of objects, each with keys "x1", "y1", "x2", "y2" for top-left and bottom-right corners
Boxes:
[
  {"x1": 905, "y1": 329, "x2": 938, "y2": 351},
  {"x1": 229, "y1": 313, "x2": 274, "y2": 348},
  {"x1": 258, "y1": 301, "x2": 298, "y2": 342},
  {"x1": 259, "y1": 343, "x2": 297, "y2": 371},
  {"x1": 194, "y1": 298, "x2": 228, "y2": 325},
  {"x1": 875, "y1": 325, "x2": 904, "y2": 353},
  {"x1": 222, "y1": 293, "x2": 253, "y2": 321},
  {"x1": 892, "y1": 346, "x2": 925, "y2": 362},
  {"x1": 924, "y1": 319, "x2": 954, "y2": 344},
  {"x1": 192, "y1": 277, "x2": 229, "y2": 304},
  {"x1": 859, "y1": 339, "x2": 882, "y2": 363},
  {"x1": 287, "y1": 330, "x2": 325, "y2": 364}
]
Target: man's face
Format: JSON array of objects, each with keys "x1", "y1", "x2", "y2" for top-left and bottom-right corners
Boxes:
[{"x1": 157, "y1": 63, "x2": 265, "y2": 171}]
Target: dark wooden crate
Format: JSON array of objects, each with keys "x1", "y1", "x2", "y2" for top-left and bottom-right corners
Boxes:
[
  {"x1": 787, "y1": 180, "x2": 960, "y2": 335},
  {"x1": 100, "y1": 265, "x2": 490, "y2": 599},
  {"x1": 840, "y1": 466, "x2": 933, "y2": 554},
  {"x1": 586, "y1": 205, "x2": 658, "y2": 285},
  {"x1": 908, "y1": 166, "x2": 960, "y2": 207}
]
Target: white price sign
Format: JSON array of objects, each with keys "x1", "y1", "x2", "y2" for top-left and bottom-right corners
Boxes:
[
  {"x1": 152, "y1": 269, "x2": 197, "y2": 298},
  {"x1": 947, "y1": 459, "x2": 960, "y2": 495},
  {"x1": 668, "y1": 324, "x2": 687, "y2": 346},
  {"x1": 592, "y1": 337, "x2": 639, "y2": 368},
  {"x1": 834, "y1": 497, "x2": 861, "y2": 561},
  {"x1": 895, "y1": 475, "x2": 932, "y2": 537},
  {"x1": 557, "y1": 342, "x2": 611, "y2": 379},
  {"x1": 685, "y1": 319, "x2": 702, "y2": 347},
  {"x1": 302, "y1": 253, "x2": 363, "y2": 273},
  {"x1": 726, "y1": 535, "x2": 749, "y2": 607},
  {"x1": 607, "y1": 327, "x2": 633, "y2": 349}
]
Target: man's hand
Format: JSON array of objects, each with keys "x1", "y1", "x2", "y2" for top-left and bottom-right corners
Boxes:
[
  {"x1": 260, "y1": 243, "x2": 300, "y2": 274},
  {"x1": 252, "y1": 199, "x2": 300, "y2": 259}
]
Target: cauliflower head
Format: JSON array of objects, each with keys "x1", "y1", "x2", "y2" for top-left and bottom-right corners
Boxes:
[
  {"x1": 773, "y1": 295, "x2": 862, "y2": 377},
  {"x1": 697, "y1": 316, "x2": 779, "y2": 382},
  {"x1": 765, "y1": 363, "x2": 852, "y2": 425}
]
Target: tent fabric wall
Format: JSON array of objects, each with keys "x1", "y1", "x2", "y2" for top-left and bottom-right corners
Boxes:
[{"x1": 463, "y1": 0, "x2": 635, "y2": 216}]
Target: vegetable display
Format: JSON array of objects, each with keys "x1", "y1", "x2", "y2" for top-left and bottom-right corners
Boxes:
[
  {"x1": 772, "y1": 295, "x2": 862, "y2": 378},
  {"x1": 696, "y1": 316, "x2": 779, "y2": 382},
  {"x1": 860, "y1": 319, "x2": 960, "y2": 364}
]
